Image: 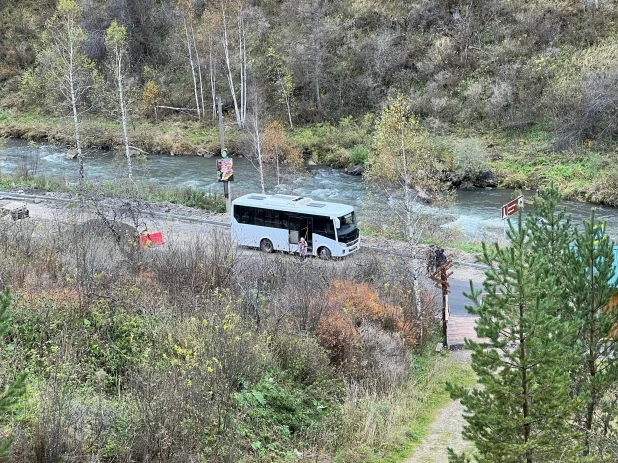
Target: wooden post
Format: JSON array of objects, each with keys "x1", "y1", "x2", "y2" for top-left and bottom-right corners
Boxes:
[
  {"x1": 430, "y1": 258, "x2": 453, "y2": 347},
  {"x1": 441, "y1": 265, "x2": 448, "y2": 345},
  {"x1": 217, "y1": 95, "x2": 232, "y2": 217}
]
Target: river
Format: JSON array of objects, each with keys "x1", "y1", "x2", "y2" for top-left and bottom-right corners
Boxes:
[{"x1": 1, "y1": 139, "x2": 617, "y2": 243}]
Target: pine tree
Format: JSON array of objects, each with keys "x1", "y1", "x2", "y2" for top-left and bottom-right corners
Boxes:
[
  {"x1": 0, "y1": 288, "x2": 26, "y2": 457},
  {"x1": 527, "y1": 185, "x2": 574, "y2": 310},
  {"x1": 448, "y1": 210, "x2": 579, "y2": 463},
  {"x1": 567, "y1": 212, "x2": 618, "y2": 457}
]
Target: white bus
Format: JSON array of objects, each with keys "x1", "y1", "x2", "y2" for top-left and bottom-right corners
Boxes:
[{"x1": 231, "y1": 193, "x2": 360, "y2": 258}]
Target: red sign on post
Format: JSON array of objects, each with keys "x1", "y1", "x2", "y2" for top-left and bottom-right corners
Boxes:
[{"x1": 501, "y1": 195, "x2": 524, "y2": 220}]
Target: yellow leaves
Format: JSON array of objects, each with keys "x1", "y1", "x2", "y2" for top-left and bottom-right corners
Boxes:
[
  {"x1": 142, "y1": 81, "x2": 163, "y2": 107},
  {"x1": 222, "y1": 312, "x2": 240, "y2": 331},
  {"x1": 367, "y1": 93, "x2": 428, "y2": 184},
  {"x1": 262, "y1": 121, "x2": 303, "y2": 168}
]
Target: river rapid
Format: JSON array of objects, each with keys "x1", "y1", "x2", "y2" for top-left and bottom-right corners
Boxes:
[{"x1": 1, "y1": 139, "x2": 617, "y2": 244}]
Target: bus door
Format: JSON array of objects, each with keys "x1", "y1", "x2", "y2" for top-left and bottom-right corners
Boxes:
[
  {"x1": 300, "y1": 217, "x2": 313, "y2": 253},
  {"x1": 289, "y1": 216, "x2": 313, "y2": 253},
  {"x1": 288, "y1": 216, "x2": 300, "y2": 252}
]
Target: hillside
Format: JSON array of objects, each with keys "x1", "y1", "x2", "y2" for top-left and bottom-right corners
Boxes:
[{"x1": 1, "y1": 0, "x2": 618, "y2": 206}]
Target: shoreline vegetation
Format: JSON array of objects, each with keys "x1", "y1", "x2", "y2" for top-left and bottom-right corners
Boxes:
[{"x1": 2, "y1": 109, "x2": 617, "y2": 208}]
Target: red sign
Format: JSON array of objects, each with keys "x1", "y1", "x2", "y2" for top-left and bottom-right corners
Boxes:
[{"x1": 501, "y1": 195, "x2": 524, "y2": 220}]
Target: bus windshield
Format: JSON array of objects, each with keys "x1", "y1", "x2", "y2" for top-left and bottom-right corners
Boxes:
[
  {"x1": 339, "y1": 212, "x2": 356, "y2": 227},
  {"x1": 337, "y1": 212, "x2": 359, "y2": 243}
]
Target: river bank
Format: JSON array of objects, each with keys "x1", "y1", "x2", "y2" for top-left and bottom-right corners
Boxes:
[{"x1": 1, "y1": 109, "x2": 618, "y2": 207}]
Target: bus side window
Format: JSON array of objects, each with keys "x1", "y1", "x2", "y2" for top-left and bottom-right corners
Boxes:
[
  {"x1": 240, "y1": 206, "x2": 255, "y2": 225},
  {"x1": 255, "y1": 208, "x2": 264, "y2": 226},
  {"x1": 314, "y1": 216, "x2": 335, "y2": 239},
  {"x1": 265, "y1": 210, "x2": 278, "y2": 228},
  {"x1": 279, "y1": 211, "x2": 289, "y2": 229}
]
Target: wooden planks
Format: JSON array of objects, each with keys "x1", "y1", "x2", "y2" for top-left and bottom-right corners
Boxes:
[{"x1": 447, "y1": 316, "x2": 490, "y2": 349}]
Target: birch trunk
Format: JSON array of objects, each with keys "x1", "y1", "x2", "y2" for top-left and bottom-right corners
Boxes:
[
  {"x1": 253, "y1": 116, "x2": 265, "y2": 194},
  {"x1": 115, "y1": 52, "x2": 133, "y2": 181},
  {"x1": 276, "y1": 150, "x2": 280, "y2": 186},
  {"x1": 400, "y1": 125, "x2": 423, "y2": 336},
  {"x1": 66, "y1": 18, "x2": 84, "y2": 184},
  {"x1": 69, "y1": 61, "x2": 84, "y2": 183},
  {"x1": 238, "y1": 11, "x2": 247, "y2": 126},
  {"x1": 191, "y1": 23, "x2": 206, "y2": 119},
  {"x1": 280, "y1": 77, "x2": 293, "y2": 129},
  {"x1": 222, "y1": 10, "x2": 242, "y2": 127},
  {"x1": 208, "y1": 32, "x2": 217, "y2": 119},
  {"x1": 311, "y1": 1, "x2": 322, "y2": 111},
  {"x1": 184, "y1": 17, "x2": 201, "y2": 119}
]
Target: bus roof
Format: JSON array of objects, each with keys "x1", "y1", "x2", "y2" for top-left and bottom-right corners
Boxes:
[{"x1": 233, "y1": 193, "x2": 354, "y2": 217}]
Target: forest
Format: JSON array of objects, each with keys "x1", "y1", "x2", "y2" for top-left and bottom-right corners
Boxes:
[{"x1": 1, "y1": 0, "x2": 618, "y2": 204}]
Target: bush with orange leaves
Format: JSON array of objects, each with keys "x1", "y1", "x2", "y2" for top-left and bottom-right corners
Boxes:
[{"x1": 316, "y1": 280, "x2": 419, "y2": 373}]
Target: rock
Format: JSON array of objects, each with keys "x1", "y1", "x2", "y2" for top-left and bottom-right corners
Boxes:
[
  {"x1": 65, "y1": 150, "x2": 78, "y2": 160},
  {"x1": 307, "y1": 160, "x2": 317, "y2": 166},
  {"x1": 414, "y1": 186, "x2": 433, "y2": 203},
  {"x1": 34, "y1": 198, "x2": 42, "y2": 204},
  {"x1": 345, "y1": 164, "x2": 364, "y2": 176},
  {"x1": 460, "y1": 181, "x2": 475, "y2": 190},
  {"x1": 474, "y1": 169, "x2": 498, "y2": 188}
]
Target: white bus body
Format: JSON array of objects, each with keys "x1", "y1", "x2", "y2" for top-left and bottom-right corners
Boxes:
[{"x1": 231, "y1": 194, "x2": 360, "y2": 258}]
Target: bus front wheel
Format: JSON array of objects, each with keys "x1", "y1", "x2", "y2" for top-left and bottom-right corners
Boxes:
[
  {"x1": 318, "y1": 246, "x2": 332, "y2": 259},
  {"x1": 260, "y1": 238, "x2": 274, "y2": 253}
]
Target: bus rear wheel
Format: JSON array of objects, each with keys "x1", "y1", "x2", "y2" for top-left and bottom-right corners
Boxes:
[
  {"x1": 260, "y1": 238, "x2": 274, "y2": 253},
  {"x1": 318, "y1": 246, "x2": 332, "y2": 259}
]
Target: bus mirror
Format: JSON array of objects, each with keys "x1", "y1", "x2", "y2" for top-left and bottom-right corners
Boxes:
[{"x1": 334, "y1": 218, "x2": 341, "y2": 229}]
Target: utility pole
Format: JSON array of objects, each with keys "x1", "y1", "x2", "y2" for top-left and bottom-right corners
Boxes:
[{"x1": 217, "y1": 95, "x2": 232, "y2": 217}]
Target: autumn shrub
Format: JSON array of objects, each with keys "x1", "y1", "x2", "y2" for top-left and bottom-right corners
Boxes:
[
  {"x1": 316, "y1": 280, "x2": 418, "y2": 385},
  {"x1": 127, "y1": 296, "x2": 273, "y2": 461},
  {"x1": 139, "y1": 230, "x2": 239, "y2": 304},
  {"x1": 0, "y1": 219, "x2": 64, "y2": 290}
]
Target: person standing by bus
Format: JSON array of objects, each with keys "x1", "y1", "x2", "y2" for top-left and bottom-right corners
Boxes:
[{"x1": 298, "y1": 237, "x2": 308, "y2": 261}]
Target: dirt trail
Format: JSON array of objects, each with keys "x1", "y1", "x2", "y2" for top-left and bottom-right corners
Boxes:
[{"x1": 403, "y1": 350, "x2": 474, "y2": 463}]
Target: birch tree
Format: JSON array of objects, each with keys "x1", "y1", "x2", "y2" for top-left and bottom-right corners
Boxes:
[
  {"x1": 178, "y1": 0, "x2": 202, "y2": 118},
  {"x1": 40, "y1": 0, "x2": 93, "y2": 184},
  {"x1": 266, "y1": 47, "x2": 294, "y2": 129},
  {"x1": 263, "y1": 120, "x2": 303, "y2": 185},
  {"x1": 246, "y1": 96, "x2": 265, "y2": 194},
  {"x1": 217, "y1": 0, "x2": 247, "y2": 127},
  {"x1": 105, "y1": 20, "x2": 134, "y2": 181},
  {"x1": 364, "y1": 94, "x2": 452, "y2": 325}
]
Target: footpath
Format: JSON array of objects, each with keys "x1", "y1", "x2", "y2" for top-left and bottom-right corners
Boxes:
[{"x1": 404, "y1": 350, "x2": 475, "y2": 463}]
